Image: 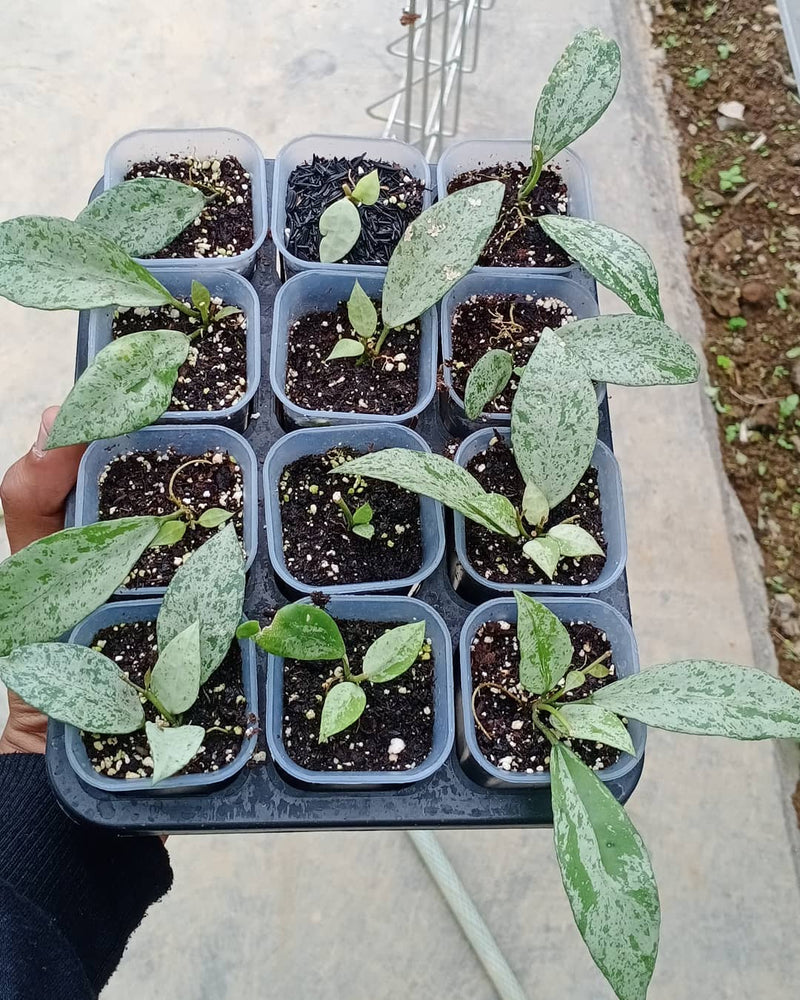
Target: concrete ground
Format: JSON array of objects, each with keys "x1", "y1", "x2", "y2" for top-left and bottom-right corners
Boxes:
[{"x1": 1, "y1": 1, "x2": 799, "y2": 997}]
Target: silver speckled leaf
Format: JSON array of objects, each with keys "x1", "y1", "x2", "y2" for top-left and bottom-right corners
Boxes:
[
  {"x1": 514, "y1": 591, "x2": 573, "y2": 694},
  {"x1": 255, "y1": 603, "x2": 345, "y2": 661},
  {"x1": 464, "y1": 348, "x2": 514, "y2": 420},
  {"x1": 363, "y1": 621, "x2": 426, "y2": 683},
  {"x1": 146, "y1": 721, "x2": 205, "y2": 784},
  {"x1": 319, "y1": 681, "x2": 367, "y2": 742},
  {"x1": 552, "y1": 704, "x2": 635, "y2": 756},
  {"x1": 149, "y1": 620, "x2": 202, "y2": 716}
]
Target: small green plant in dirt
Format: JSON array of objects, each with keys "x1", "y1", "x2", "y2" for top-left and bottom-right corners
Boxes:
[
  {"x1": 687, "y1": 66, "x2": 712, "y2": 89},
  {"x1": 0, "y1": 179, "x2": 240, "y2": 448},
  {"x1": 474, "y1": 592, "x2": 800, "y2": 1000},
  {"x1": 333, "y1": 323, "x2": 699, "y2": 580},
  {"x1": 317, "y1": 168, "x2": 382, "y2": 263},
  {"x1": 238, "y1": 603, "x2": 428, "y2": 741},
  {"x1": 332, "y1": 491, "x2": 375, "y2": 540},
  {"x1": 719, "y1": 163, "x2": 746, "y2": 191},
  {"x1": 0, "y1": 521, "x2": 246, "y2": 783}
]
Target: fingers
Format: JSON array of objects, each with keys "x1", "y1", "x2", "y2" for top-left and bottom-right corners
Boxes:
[
  {"x1": 0, "y1": 406, "x2": 86, "y2": 554},
  {"x1": 0, "y1": 691, "x2": 47, "y2": 755}
]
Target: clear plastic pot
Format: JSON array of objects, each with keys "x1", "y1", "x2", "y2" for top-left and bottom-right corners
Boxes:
[
  {"x1": 64, "y1": 598, "x2": 258, "y2": 795},
  {"x1": 458, "y1": 596, "x2": 645, "y2": 788},
  {"x1": 270, "y1": 268, "x2": 437, "y2": 427},
  {"x1": 266, "y1": 594, "x2": 454, "y2": 790}
]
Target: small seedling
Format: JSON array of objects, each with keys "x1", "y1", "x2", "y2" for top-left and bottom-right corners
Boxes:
[
  {"x1": 238, "y1": 602, "x2": 428, "y2": 741},
  {"x1": 324, "y1": 280, "x2": 388, "y2": 362},
  {"x1": 318, "y1": 168, "x2": 381, "y2": 263},
  {"x1": 332, "y1": 492, "x2": 375, "y2": 540},
  {"x1": 717, "y1": 42, "x2": 732, "y2": 59},
  {"x1": 719, "y1": 163, "x2": 746, "y2": 191},
  {"x1": 687, "y1": 67, "x2": 712, "y2": 88},
  {"x1": 727, "y1": 315, "x2": 747, "y2": 330},
  {"x1": 703, "y1": 2, "x2": 718, "y2": 20},
  {"x1": 716, "y1": 355, "x2": 733, "y2": 371}
]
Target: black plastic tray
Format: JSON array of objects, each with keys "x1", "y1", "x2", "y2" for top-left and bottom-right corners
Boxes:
[{"x1": 45, "y1": 161, "x2": 642, "y2": 833}]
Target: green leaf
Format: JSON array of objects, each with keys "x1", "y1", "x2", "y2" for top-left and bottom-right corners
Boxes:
[
  {"x1": 0, "y1": 642, "x2": 145, "y2": 733},
  {"x1": 586, "y1": 661, "x2": 611, "y2": 679},
  {"x1": 551, "y1": 745, "x2": 660, "y2": 1000},
  {"x1": 514, "y1": 591, "x2": 573, "y2": 694},
  {"x1": 146, "y1": 721, "x2": 205, "y2": 784},
  {"x1": 254, "y1": 602, "x2": 345, "y2": 660},
  {"x1": 0, "y1": 216, "x2": 175, "y2": 310},
  {"x1": 352, "y1": 502, "x2": 373, "y2": 525},
  {"x1": 196, "y1": 507, "x2": 233, "y2": 529},
  {"x1": 560, "y1": 670, "x2": 586, "y2": 695},
  {"x1": 319, "y1": 681, "x2": 366, "y2": 741},
  {"x1": 522, "y1": 536, "x2": 562, "y2": 580},
  {"x1": 539, "y1": 215, "x2": 664, "y2": 320},
  {"x1": 333, "y1": 449, "x2": 520, "y2": 537},
  {"x1": 236, "y1": 620, "x2": 261, "y2": 640},
  {"x1": 511, "y1": 328, "x2": 598, "y2": 508},
  {"x1": 212, "y1": 305, "x2": 241, "y2": 322},
  {"x1": 150, "y1": 519, "x2": 187, "y2": 548},
  {"x1": 46, "y1": 330, "x2": 189, "y2": 448},
  {"x1": 552, "y1": 704, "x2": 635, "y2": 756},
  {"x1": 76, "y1": 178, "x2": 205, "y2": 257},
  {"x1": 352, "y1": 524, "x2": 375, "y2": 540},
  {"x1": 590, "y1": 660, "x2": 800, "y2": 739},
  {"x1": 560, "y1": 314, "x2": 699, "y2": 385},
  {"x1": 191, "y1": 279, "x2": 211, "y2": 324},
  {"x1": 319, "y1": 198, "x2": 361, "y2": 263},
  {"x1": 533, "y1": 28, "x2": 621, "y2": 165},
  {"x1": 149, "y1": 620, "x2": 201, "y2": 715},
  {"x1": 347, "y1": 279, "x2": 378, "y2": 340},
  {"x1": 0, "y1": 516, "x2": 162, "y2": 656},
  {"x1": 521, "y1": 482, "x2": 550, "y2": 527},
  {"x1": 464, "y1": 349, "x2": 514, "y2": 419},
  {"x1": 548, "y1": 523, "x2": 604, "y2": 559},
  {"x1": 326, "y1": 339, "x2": 365, "y2": 362},
  {"x1": 382, "y1": 182, "x2": 505, "y2": 327},
  {"x1": 362, "y1": 621, "x2": 426, "y2": 683},
  {"x1": 350, "y1": 169, "x2": 381, "y2": 206},
  {"x1": 157, "y1": 523, "x2": 244, "y2": 683}
]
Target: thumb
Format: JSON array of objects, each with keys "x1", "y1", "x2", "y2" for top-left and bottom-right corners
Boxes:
[{"x1": 0, "y1": 406, "x2": 87, "y2": 554}]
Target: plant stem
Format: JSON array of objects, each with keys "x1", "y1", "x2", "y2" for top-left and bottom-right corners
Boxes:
[
  {"x1": 514, "y1": 508, "x2": 531, "y2": 539},
  {"x1": 123, "y1": 677, "x2": 179, "y2": 727},
  {"x1": 333, "y1": 493, "x2": 355, "y2": 529},
  {"x1": 167, "y1": 458, "x2": 213, "y2": 515},
  {"x1": 374, "y1": 323, "x2": 392, "y2": 355},
  {"x1": 531, "y1": 710, "x2": 559, "y2": 747},
  {"x1": 341, "y1": 654, "x2": 354, "y2": 682},
  {"x1": 169, "y1": 295, "x2": 201, "y2": 321},
  {"x1": 517, "y1": 147, "x2": 544, "y2": 202}
]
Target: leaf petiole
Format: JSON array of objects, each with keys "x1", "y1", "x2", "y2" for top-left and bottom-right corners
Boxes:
[{"x1": 518, "y1": 146, "x2": 544, "y2": 202}]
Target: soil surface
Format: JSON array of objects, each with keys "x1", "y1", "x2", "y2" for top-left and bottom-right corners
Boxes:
[
  {"x1": 281, "y1": 618, "x2": 435, "y2": 772},
  {"x1": 278, "y1": 447, "x2": 423, "y2": 586},
  {"x1": 448, "y1": 293, "x2": 575, "y2": 412},
  {"x1": 284, "y1": 301, "x2": 421, "y2": 415},
  {"x1": 649, "y1": 3, "x2": 800, "y2": 814},
  {"x1": 113, "y1": 297, "x2": 247, "y2": 412},
  {"x1": 464, "y1": 436, "x2": 606, "y2": 585},
  {"x1": 284, "y1": 154, "x2": 426, "y2": 265},
  {"x1": 82, "y1": 620, "x2": 249, "y2": 780},
  {"x1": 447, "y1": 163, "x2": 570, "y2": 267},
  {"x1": 125, "y1": 155, "x2": 254, "y2": 259},
  {"x1": 471, "y1": 618, "x2": 623, "y2": 774},
  {"x1": 97, "y1": 448, "x2": 245, "y2": 588}
]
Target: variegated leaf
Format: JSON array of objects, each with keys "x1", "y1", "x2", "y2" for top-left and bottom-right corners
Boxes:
[
  {"x1": 522, "y1": 536, "x2": 561, "y2": 579},
  {"x1": 362, "y1": 621, "x2": 426, "y2": 683},
  {"x1": 146, "y1": 721, "x2": 205, "y2": 784},
  {"x1": 464, "y1": 348, "x2": 514, "y2": 419},
  {"x1": 551, "y1": 703, "x2": 635, "y2": 756},
  {"x1": 514, "y1": 591, "x2": 573, "y2": 694},
  {"x1": 149, "y1": 620, "x2": 202, "y2": 715},
  {"x1": 548, "y1": 523, "x2": 604, "y2": 559},
  {"x1": 254, "y1": 603, "x2": 345, "y2": 660},
  {"x1": 319, "y1": 681, "x2": 366, "y2": 742}
]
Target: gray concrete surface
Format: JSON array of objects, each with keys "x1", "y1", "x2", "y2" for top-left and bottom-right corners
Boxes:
[{"x1": 1, "y1": 1, "x2": 800, "y2": 998}]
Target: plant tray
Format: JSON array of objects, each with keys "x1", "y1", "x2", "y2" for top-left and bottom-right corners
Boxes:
[{"x1": 45, "y1": 161, "x2": 642, "y2": 833}]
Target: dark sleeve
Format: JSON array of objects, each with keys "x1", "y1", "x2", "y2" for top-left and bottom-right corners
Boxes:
[{"x1": 0, "y1": 753, "x2": 173, "y2": 999}]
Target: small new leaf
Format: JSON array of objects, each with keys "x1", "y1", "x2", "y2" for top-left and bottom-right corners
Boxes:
[
  {"x1": 212, "y1": 305, "x2": 242, "y2": 322},
  {"x1": 149, "y1": 620, "x2": 202, "y2": 715},
  {"x1": 551, "y1": 703, "x2": 636, "y2": 756},
  {"x1": 146, "y1": 721, "x2": 205, "y2": 784},
  {"x1": 191, "y1": 280, "x2": 211, "y2": 324},
  {"x1": 362, "y1": 621, "x2": 426, "y2": 684},
  {"x1": 326, "y1": 339, "x2": 365, "y2": 362},
  {"x1": 346, "y1": 280, "x2": 378, "y2": 340},
  {"x1": 352, "y1": 524, "x2": 375, "y2": 540},
  {"x1": 319, "y1": 682, "x2": 366, "y2": 742},
  {"x1": 196, "y1": 507, "x2": 233, "y2": 529},
  {"x1": 350, "y1": 169, "x2": 381, "y2": 206},
  {"x1": 352, "y1": 502, "x2": 373, "y2": 525},
  {"x1": 560, "y1": 669, "x2": 586, "y2": 695},
  {"x1": 319, "y1": 198, "x2": 361, "y2": 263},
  {"x1": 150, "y1": 519, "x2": 187, "y2": 548},
  {"x1": 514, "y1": 591, "x2": 573, "y2": 694},
  {"x1": 548, "y1": 523, "x2": 603, "y2": 559},
  {"x1": 254, "y1": 603, "x2": 345, "y2": 660},
  {"x1": 464, "y1": 349, "x2": 514, "y2": 419},
  {"x1": 522, "y1": 482, "x2": 550, "y2": 527},
  {"x1": 522, "y1": 536, "x2": 561, "y2": 580},
  {"x1": 236, "y1": 620, "x2": 261, "y2": 640}
]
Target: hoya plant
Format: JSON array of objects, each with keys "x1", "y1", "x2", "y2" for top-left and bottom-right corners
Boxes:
[
  {"x1": 488, "y1": 592, "x2": 800, "y2": 1000},
  {"x1": 318, "y1": 167, "x2": 381, "y2": 263},
  {"x1": 238, "y1": 603, "x2": 428, "y2": 742},
  {"x1": 334, "y1": 321, "x2": 699, "y2": 581},
  {"x1": 0, "y1": 178, "x2": 240, "y2": 448},
  {"x1": 0, "y1": 522, "x2": 245, "y2": 783}
]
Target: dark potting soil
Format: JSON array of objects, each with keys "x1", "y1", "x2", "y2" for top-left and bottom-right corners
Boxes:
[
  {"x1": 82, "y1": 620, "x2": 250, "y2": 780},
  {"x1": 448, "y1": 293, "x2": 575, "y2": 413},
  {"x1": 284, "y1": 154, "x2": 426, "y2": 265},
  {"x1": 124, "y1": 155, "x2": 254, "y2": 259},
  {"x1": 285, "y1": 300, "x2": 421, "y2": 415},
  {"x1": 281, "y1": 618, "x2": 434, "y2": 772},
  {"x1": 464, "y1": 436, "x2": 606, "y2": 585},
  {"x1": 112, "y1": 298, "x2": 247, "y2": 412},
  {"x1": 97, "y1": 448, "x2": 245, "y2": 588},
  {"x1": 278, "y1": 447, "x2": 423, "y2": 586},
  {"x1": 471, "y1": 618, "x2": 623, "y2": 774},
  {"x1": 447, "y1": 163, "x2": 570, "y2": 268}
]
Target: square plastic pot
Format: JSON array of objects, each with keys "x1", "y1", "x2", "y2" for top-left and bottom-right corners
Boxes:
[
  {"x1": 64, "y1": 598, "x2": 258, "y2": 795},
  {"x1": 435, "y1": 139, "x2": 592, "y2": 279},
  {"x1": 73, "y1": 425, "x2": 259, "y2": 597},
  {"x1": 103, "y1": 127, "x2": 268, "y2": 275},
  {"x1": 453, "y1": 428, "x2": 626, "y2": 598},
  {"x1": 458, "y1": 596, "x2": 645, "y2": 788},
  {"x1": 87, "y1": 266, "x2": 260, "y2": 429},
  {"x1": 271, "y1": 134, "x2": 433, "y2": 275},
  {"x1": 270, "y1": 268, "x2": 437, "y2": 427},
  {"x1": 439, "y1": 270, "x2": 604, "y2": 429},
  {"x1": 263, "y1": 422, "x2": 446, "y2": 596},
  {"x1": 267, "y1": 594, "x2": 454, "y2": 790}
]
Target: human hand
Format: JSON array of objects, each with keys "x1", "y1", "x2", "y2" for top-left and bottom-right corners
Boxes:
[{"x1": 0, "y1": 407, "x2": 86, "y2": 754}]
